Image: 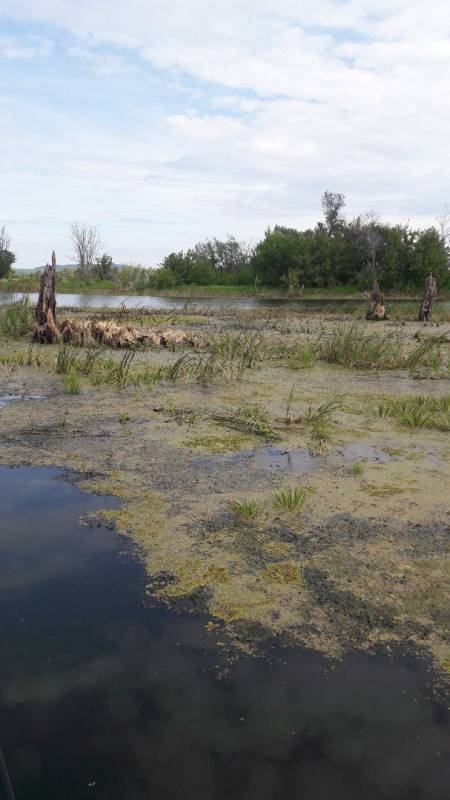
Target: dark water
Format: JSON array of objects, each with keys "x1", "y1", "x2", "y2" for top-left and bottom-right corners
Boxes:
[
  {"x1": 1, "y1": 466, "x2": 449, "y2": 800},
  {"x1": 1, "y1": 291, "x2": 449, "y2": 313}
]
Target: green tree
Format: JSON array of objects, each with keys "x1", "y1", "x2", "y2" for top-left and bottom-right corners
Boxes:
[
  {"x1": 0, "y1": 225, "x2": 15, "y2": 278},
  {"x1": 94, "y1": 253, "x2": 114, "y2": 279}
]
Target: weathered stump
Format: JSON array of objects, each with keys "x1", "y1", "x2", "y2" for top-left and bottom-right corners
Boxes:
[
  {"x1": 419, "y1": 274, "x2": 437, "y2": 322},
  {"x1": 366, "y1": 280, "x2": 387, "y2": 321},
  {"x1": 34, "y1": 251, "x2": 58, "y2": 342}
]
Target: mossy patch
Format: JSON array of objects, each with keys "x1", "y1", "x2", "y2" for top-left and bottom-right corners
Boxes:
[
  {"x1": 183, "y1": 432, "x2": 251, "y2": 453},
  {"x1": 261, "y1": 561, "x2": 302, "y2": 584}
]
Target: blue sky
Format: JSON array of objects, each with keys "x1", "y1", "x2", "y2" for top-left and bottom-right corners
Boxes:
[{"x1": 1, "y1": 0, "x2": 450, "y2": 267}]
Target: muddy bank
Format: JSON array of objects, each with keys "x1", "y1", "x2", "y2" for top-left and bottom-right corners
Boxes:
[{"x1": 0, "y1": 309, "x2": 449, "y2": 673}]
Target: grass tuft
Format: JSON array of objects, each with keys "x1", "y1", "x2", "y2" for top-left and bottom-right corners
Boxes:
[
  {"x1": 61, "y1": 371, "x2": 81, "y2": 395},
  {"x1": 230, "y1": 499, "x2": 264, "y2": 521},
  {"x1": 272, "y1": 487, "x2": 308, "y2": 512}
]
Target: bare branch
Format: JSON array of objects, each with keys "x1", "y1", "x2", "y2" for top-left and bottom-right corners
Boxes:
[{"x1": 70, "y1": 222, "x2": 102, "y2": 277}]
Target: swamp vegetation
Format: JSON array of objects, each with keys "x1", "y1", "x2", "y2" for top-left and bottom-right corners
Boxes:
[{"x1": 1, "y1": 298, "x2": 449, "y2": 678}]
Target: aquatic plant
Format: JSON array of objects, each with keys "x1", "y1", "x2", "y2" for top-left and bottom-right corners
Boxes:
[
  {"x1": 352, "y1": 462, "x2": 364, "y2": 476},
  {"x1": 62, "y1": 370, "x2": 81, "y2": 395},
  {"x1": 230, "y1": 499, "x2": 264, "y2": 521},
  {"x1": 319, "y1": 324, "x2": 402, "y2": 369},
  {"x1": 306, "y1": 397, "x2": 342, "y2": 441},
  {"x1": 272, "y1": 487, "x2": 308, "y2": 512},
  {"x1": 0, "y1": 297, "x2": 32, "y2": 337},
  {"x1": 167, "y1": 332, "x2": 262, "y2": 384},
  {"x1": 287, "y1": 342, "x2": 318, "y2": 370},
  {"x1": 372, "y1": 394, "x2": 450, "y2": 430},
  {"x1": 214, "y1": 403, "x2": 277, "y2": 441},
  {"x1": 407, "y1": 334, "x2": 447, "y2": 378},
  {"x1": 56, "y1": 344, "x2": 78, "y2": 375}
]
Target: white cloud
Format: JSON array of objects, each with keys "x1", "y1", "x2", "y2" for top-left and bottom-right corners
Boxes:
[{"x1": 1, "y1": 1, "x2": 450, "y2": 266}]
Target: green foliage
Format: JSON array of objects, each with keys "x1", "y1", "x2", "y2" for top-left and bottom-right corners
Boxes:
[
  {"x1": 320, "y1": 324, "x2": 402, "y2": 369},
  {"x1": 230, "y1": 499, "x2": 264, "y2": 521},
  {"x1": 167, "y1": 332, "x2": 262, "y2": 384},
  {"x1": 214, "y1": 403, "x2": 277, "y2": 441},
  {"x1": 0, "y1": 297, "x2": 32, "y2": 336},
  {"x1": 305, "y1": 397, "x2": 342, "y2": 440},
  {"x1": 94, "y1": 253, "x2": 114, "y2": 279},
  {"x1": 61, "y1": 371, "x2": 81, "y2": 395},
  {"x1": 373, "y1": 394, "x2": 450, "y2": 430},
  {"x1": 352, "y1": 462, "x2": 364, "y2": 476},
  {"x1": 287, "y1": 342, "x2": 318, "y2": 369},
  {"x1": 0, "y1": 249, "x2": 15, "y2": 278},
  {"x1": 273, "y1": 487, "x2": 308, "y2": 512},
  {"x1": 407, "y1": 334, "x2": 447, "y2": 378},
  {"x1": 56, "y1": 344, "x2": 78, "y2": 374}
]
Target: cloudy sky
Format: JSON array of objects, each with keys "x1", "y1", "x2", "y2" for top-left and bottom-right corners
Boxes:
[{"x1": 1, "y1": 1, "x2": 450, "y2": 268}]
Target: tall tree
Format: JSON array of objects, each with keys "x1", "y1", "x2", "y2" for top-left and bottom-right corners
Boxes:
[
  {"x1": 70, "y1": 222, "x2": 102, "y2": 277},
  {"x1": 321, "y1": 191, "x2": 346, "y2": 236}
]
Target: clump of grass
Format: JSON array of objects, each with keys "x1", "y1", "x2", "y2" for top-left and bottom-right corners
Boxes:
[
  {"x1": 214, "y1": 403, "x2": 277, "y2": 442},
  {"x1": 306, "y1": 397, "x2": 342, "y2": 441},
  {"x1": 61, "y1": 371, "x2": 81, "y2": 395},
  {"x1": 273, "y1": 487, "x2": 308, "y2": 512},
  {"x1": 167, "y1": 332, "x2": 262, "y2": 384},
  {"x1": 56, "y1": 344, "x2": 78, "y2": 374},
  {"x1": 407, "y1": 334, "x2": 447, "y2": 378},
  {"x1": 129, "y1": 364, "x2": 166, "y2": 387},
  {"x1": 287, "y1": 342, "x2": 318, "y2": 370},
  {"x1": 352, "y1": 462, "x2": 364, "y2": 476},
  {"x1": 0, "y1": 297, "x2": 33, "y2": 337},
  {"x1": 113, "y1": 350, "x2": 136, "y2": 387},
  {"x1": 119, "y1": 412, "x2": 130, "y2": 423},
  {"x1": 230, "y1": 499, "x2": 264, "y2": 521},
  {"x1": 372, "y1": 394, "x2": 450, "y2": 430},
  {"x1": 320, "y1": 324, "x2": 402, "y2": 369},
  {"x1": 78, "y1": 346, "x2": 102, "y2": 375}
]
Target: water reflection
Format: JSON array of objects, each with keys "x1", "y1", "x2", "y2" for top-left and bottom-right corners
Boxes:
[
  {"x1": 2, "y1": 291, "x2": 448, "y2": 313},
  {"x1": 0, "y1": 466, "x2": 449, "y2": 799}
]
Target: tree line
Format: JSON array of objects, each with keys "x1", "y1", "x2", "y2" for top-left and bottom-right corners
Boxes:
[{"x1": 1, "y1": 193, "x2": 449, "y2": 290}]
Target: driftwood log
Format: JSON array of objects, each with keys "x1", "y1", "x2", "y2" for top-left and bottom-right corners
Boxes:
[
  {"x1": 366, "y1": 280, "x2": 387, "y2": 321},
  {"x1": 58, "y1": 319, "x2": 203, "y2": 349},
  {"x1": 419, "y1": 274, "x2": 437, "y2": 321},
  {"x1": 34, "y1": 251, "x2": 58, "y2": 342}
]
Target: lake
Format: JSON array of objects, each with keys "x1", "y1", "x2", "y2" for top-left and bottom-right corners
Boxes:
[
  {"x1": 2, "y1": 291, "x2": 447, "y2": 312},
  {"x1": 1, "y1": 465, "x2": 449, "y2": 799}
]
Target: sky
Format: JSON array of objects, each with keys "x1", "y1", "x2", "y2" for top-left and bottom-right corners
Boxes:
[{"x1": 1, "y1": 1, "x2": 450, "y2": 268}]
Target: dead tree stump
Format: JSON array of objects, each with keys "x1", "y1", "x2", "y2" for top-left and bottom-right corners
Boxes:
[
  {"x1": 419, "y1": 274, "x2": 437, "y2": 321},
  {"x1": 366, "y1": 280, "x2": 387, "y2": 320},
  {"x1": 34, "y1": 251, "x2": 59, "y2": 342}
]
